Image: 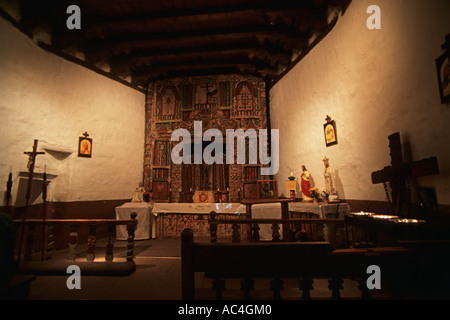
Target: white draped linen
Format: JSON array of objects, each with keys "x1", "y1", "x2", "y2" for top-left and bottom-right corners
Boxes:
[
  {"x1": 115, "y1": 202, "x2": 156, "y2": 240},
  {"x1": 251, "y1": 203, "x2": 283, "y2": 240}
]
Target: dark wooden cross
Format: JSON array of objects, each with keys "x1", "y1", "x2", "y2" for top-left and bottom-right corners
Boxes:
[
  {"x1": 371, "y1": 132, "x2": 439, "y2": 218},
  {"x1": 18, "y1": 139, "x2": 45, "y2": 261},
  {"x1": 24, "y1": 139, "x2": 45, "y2": 205}
]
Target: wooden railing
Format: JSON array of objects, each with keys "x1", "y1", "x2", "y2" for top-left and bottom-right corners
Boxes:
[
  {"x1": 181, "y1": 228, "x2": 413, "y2": 300},
  {"x1": 208, "y1": 211, "x2": 345, "y2": 243},
  {"x1": 13, "y1": 213, "x2": 137, "y2": 274}
]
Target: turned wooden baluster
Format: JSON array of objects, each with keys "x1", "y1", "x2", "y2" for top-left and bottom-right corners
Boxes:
[
  {"x1": 209, "y1": 212, "x2": 218, "y2": 243},
  {"x1": 251, "y1": 223, "x2": 260, "y2": 242},
  {"x1": 126, "y1": 213, "x2": 137, "y2": 261},
  {"x1": 299, "y1": 276, "x2": 314, "y2": 300},
  {"x1": 358, "y1": 274, "x2": 373, "y2": 300},
  {"x1": 105, "y1": 224, "x2": 115, "y2": 261},
  {"x1": 328, "y1": 275, "x2": 344, "y2": 300},
  {"x1": 212, "y1": 276, "x2": 225, "y2": 300},
  {"x1": 45, "y1": 224, "x2": 55, "y2": 260},
  {"x1": 24, "y1": 224, "x2": 36, "y2": 261},
  {"x1": 271, "y1": 223, "x2": 281, "y2": 242},
  {"x1": 87, "y1": 225, "x2": 97, "y2": 261},
  {"x1": 231, "y1": 223, "x2": 240, "y2": 243},
  {"x1": 68, "y1": 224, "x2": 79, "y2": 260},
  {"x1": 270, "y1": 276, "x2": 283, "y2": 300},
  {"x1": 241, "y1": 277, "x2": 254, "y2": 300}
]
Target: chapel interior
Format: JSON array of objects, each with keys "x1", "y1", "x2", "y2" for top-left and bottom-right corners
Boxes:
[{"x1": 1, "y1": 0, "x2": 450, "y2": 302}]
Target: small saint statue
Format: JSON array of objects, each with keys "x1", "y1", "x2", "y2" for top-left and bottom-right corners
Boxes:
[
  {"x1": 131, "y1": 183, "x2": 145, "y2": 202},
  {"x1": 323, "y1": 157, "x2": 339, "y2": 201},
  {"x1": 300, "y1": 165, "x2": 313, "y2": 201}
]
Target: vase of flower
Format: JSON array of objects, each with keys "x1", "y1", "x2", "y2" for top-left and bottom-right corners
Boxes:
[{"x1": 310, "y1": 188, "x2": 320, "y2": 204}]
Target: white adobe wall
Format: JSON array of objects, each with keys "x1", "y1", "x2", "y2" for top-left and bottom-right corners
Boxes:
[
  {"x1": 0, "y1": 16, "x2": 145, "y2": 205},
  {"x1": 270, "y1": 0, "x2": 450, "y2": 205}
]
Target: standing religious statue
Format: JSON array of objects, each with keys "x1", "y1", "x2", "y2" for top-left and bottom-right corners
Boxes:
[
  {"x1": 323, "y1": 157, "x2": 339, "y2": 201},
  {"x1": 300, "y1": 165, "x2": 313, "y2": 201}
]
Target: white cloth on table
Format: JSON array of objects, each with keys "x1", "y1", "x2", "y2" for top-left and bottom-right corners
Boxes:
[
  {"x1": 151, "y1": 202, "x2": 246, "y2": 215},
  {"x1": 251, "y1": 203, "x2": 283, "y2": 241},
  {"x1": 115, "y1": 202, "x2": 155, "y2": 240},
  {"x1": 288, "y1": 202, "x2": 350, "y2": 247}
]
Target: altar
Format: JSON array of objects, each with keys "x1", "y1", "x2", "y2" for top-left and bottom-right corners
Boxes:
[
  {"x1": 115, "y1": 200, "x2": 349, "y2": 244},
  {"x1": 289, "y1": 202, "x2": 350, "y2": 248},
  {"x1": 251, "y1": 203, "x2": 284, "y2": 240},
  {"x1": 115, "y1": 202, "x2": 156, "y2": 240},
  {"x1": 152, "y1": 202, "x2": 247, "y2": 239}
]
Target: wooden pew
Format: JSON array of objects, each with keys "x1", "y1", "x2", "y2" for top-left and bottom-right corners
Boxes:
[{"x1": 181, "y1": 228, "x2": 412, "y2": 300}]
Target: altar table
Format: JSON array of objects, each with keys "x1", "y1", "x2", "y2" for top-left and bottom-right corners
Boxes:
[
  {"x1": 115, "y1": 202, "x2": 156, "y2": 240},
  {"x1": 288, "y1": 202, "x2": 350, "y2": 247},
  {"x1": 152, "y1": 202, "x2": 246, "y2": 238},
  {"x1": 251, "y1": 203, "x2": 284, "y2": 240},
  {"x1": 151, "y1": 202, "x2": 246, "y2": 215}
]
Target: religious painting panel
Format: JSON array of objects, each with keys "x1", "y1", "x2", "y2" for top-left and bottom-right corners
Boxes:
[
  {"x1": 257, "y1": 180, "x2": 278, "y2": 200},
  {"x1": 153, "y1": 140, "x2": 171, "y2": 167},
  {"x1": 232, "y1": 81, "x2": 257, "y2": 117},
  {"x1": 156, "y1": 85, "x2": 181, "y2": 121},
  {"x1": 243, "y1": 182, "x2": 258, "y2": 200},
  {"x1": 193, "y1": 191, "x2": 215, "y2": 203},
  {"x1": 152, "y1": 181, "x2": 169, "y2": 201}
]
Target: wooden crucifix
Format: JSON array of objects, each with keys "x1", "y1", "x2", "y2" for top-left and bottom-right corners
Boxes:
[
  {"x1": 23, "y1": 139, "x2": 45, "y2": 207},
  {"x1": 371, "y1": 132, "x2": 439, "y2": 218},
  {"x1": 17, "y1": 139, "x2": 45, "y2": 262}
]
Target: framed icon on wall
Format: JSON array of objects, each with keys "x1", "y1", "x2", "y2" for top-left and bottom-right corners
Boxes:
[
  {"x1": 78, "y1": 132, "x2": 92, "y2": 158},
  {"x1": 324, "y1": 115, "x2": 337, "y2": 147}
]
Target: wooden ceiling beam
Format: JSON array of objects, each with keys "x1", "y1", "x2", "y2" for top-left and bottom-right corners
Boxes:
[
  {"x1": 130, "y1": 56, "x2": 278, "y2": 76},
  {"x1": 83, "y1": 6, "x2": 324, "y2": 39},
  {"x1": 109, "y1": 43, "x2": 291, "y2": 71},
  {"x1": 86, "y1": 25, "x2": 309, "y2": 55}
]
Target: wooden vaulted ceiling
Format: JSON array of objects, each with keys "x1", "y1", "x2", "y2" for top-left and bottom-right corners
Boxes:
[{"x1": 18, "y1": 0, "x2": 351, "y2": 90}]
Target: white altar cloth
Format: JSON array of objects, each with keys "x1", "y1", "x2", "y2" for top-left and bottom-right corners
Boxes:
[
  {"x1": 152, "y1": 202, "x2": 246, "y2": 215},
  {"x1": 251, "y1": 203, "x2": 283, "y2": 240},
  {"x1": 288, "y1": 202, "x2": 350, "y2": 218},
  {"x1": 115, "y1": 202, "x2": 156, "y2": 240},
  {"x1": 288, "y1": 202, "x2": 349, "y2": 247}
]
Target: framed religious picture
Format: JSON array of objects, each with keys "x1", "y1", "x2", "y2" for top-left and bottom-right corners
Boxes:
[
  {"x1": 243, "y1": 182, "x2": 258, "y2": 200},
  {"x1": 257, "y1": 180, "x2": 278, "y2": 200},
  {"x1": 152, "y1": 181, "x2": 169, "y2": 202},
  {"x1": 78, "y1": 132, "x2": 92, "y2": 158},
  {"x1": 324, "y1": 116, "x2": 337, "y2": 147},
  {"x1": 436, "y1": 40, "x2": 450, "y2": 104}
]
